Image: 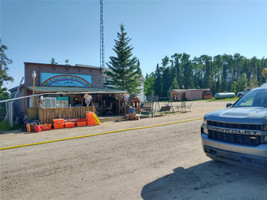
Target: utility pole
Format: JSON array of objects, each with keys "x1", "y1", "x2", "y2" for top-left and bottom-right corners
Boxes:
[{"x1": 100, "y1": 0, "x2": 104, "y2": 69}]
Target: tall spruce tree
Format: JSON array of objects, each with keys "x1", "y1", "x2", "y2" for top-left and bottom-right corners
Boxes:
[{"x1": 105, "y1": 24, "x2": 142, "y2": 94}]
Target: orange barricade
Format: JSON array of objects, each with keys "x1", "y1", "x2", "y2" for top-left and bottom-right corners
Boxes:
[
  {"x1": 64, "y1": 122, "x2": 75, "y2": 128},
  {"x1": 53, "y1": 119, "x2": 64, "y2": 125},
  {"x1": 40, "y1": 124, "x2": 52, "y2": 131},
  {"x1": 54, "y1": 124, "x2": 64, "y2": 129},
  {"x1": 86, "y1": 112, "x2": 96, "y2": 126},
  {"x1": 77, "y1": 121, "x2": 87, "y2": 127}
]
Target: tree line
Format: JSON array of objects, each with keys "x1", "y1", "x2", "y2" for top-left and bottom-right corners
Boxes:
[{"x1": 145, "y1": 53, "x2": 267, "y2": 97}]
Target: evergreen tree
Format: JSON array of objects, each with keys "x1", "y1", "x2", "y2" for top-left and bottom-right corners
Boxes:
[
  {"x1": 50, "y1": 57, "x2": 57, "y2": 65},
  {"x1": 231, "y1": 81, "x2": 237, "y2": 94},
  {"x1": 144, "y1": 72, "x2": 155, "y2": 95},
  {"x1": 237, "y1": 73, "x2": 247, "y2": 92},
  {"x1": 154, "y1": 64, "x2": 162, "y2": 96},
  {"x1": 145, "y1": 53, "x2": 265, "y2": 96},
  {"x1": 168, "y1": 78, "x2": 179, "y2": 98},
  {"x1": 170, "y1": 78, "x2": 179, "y2": 90},
  {"x1": 171, "y1": 53, "x2": 183, "y2": 88},
  {"x1": 161, "y1": 56, "x2": 173, "y2": 97},
  {"x1": 0, "y1": 39, "x2": 13, "y2": 103},
  {"x1": 105, "y1": 24, "x2": 142, "y2": 94},
  {"x1": 201, "y1": 55, "x2": 214, "y2": 91},
  {"x1": 181, "y1": 53, "x2": 193, "y2": 89},
  {"x1": 192, "y1": 57, "x2": 204, "y2": 89},
  {"x1": 162, "y1": 67, "x2": 172, "y2": 97}
]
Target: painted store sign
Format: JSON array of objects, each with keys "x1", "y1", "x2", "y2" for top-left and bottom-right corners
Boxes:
[{"x1": 41, "y1": 73, "x2": 92, "y2": 87}]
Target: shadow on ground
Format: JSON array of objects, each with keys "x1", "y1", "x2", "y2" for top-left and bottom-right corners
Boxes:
[{"x1": 141, "y1": 161, "x2": 267, "y2": 200}]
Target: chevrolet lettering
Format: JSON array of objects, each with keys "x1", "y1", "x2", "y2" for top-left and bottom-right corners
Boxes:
[{"x1": 207, "y1": 126, "x2": 260, "y2": 135}]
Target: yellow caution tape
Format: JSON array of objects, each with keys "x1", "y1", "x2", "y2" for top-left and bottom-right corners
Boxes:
[{"x1": 0, "y1": 117, "x2": 202, "y2": 151}]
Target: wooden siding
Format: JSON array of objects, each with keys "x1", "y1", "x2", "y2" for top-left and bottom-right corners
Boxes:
[{"x1": 27, "y1": 106, "x2": 94, "y2": 124}]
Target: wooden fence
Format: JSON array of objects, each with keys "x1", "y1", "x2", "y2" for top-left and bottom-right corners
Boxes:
[
  {"x1": 27, "y1": 108, "x2": 38, "y2": 121},
  {"x1": 27, "y1": 106, "x2": 94, "y2": 124}
]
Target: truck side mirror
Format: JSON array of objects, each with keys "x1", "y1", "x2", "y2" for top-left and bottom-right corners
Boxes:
[{"x1": 226, "y1": 103, "x2": 233, "y2": 108}]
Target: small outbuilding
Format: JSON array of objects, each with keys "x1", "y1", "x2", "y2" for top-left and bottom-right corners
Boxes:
[
  {"x1": 201, "y1": 89, "x2": 213, "y2": 99},
  {"x1": 185, "y1": 89, "x2": 203, "y2": 101},
  {"x1": 171, "y1": 89, "x2": 213, "y2": 101},
  {"x1": 171, "y1": 89, "x2": 186, "y2": 101}
]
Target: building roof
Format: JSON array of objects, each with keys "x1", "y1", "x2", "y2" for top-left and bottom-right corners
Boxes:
[
  {"x1": 27, "y1": 86, "x2": 126, "y2": 94},
  {"x1": 75, "y1": 64, "x2": 101, "y2": 69},
  {"x1": 9, "y1": 86, "x2": 20, "y2": 92},
  {"x1": 171, "y1": 88, "x2": 211, "y2": 92},
  {"x1": 171, "y1": 89, "x2": 186, "y2": 92},
  {"x1": 24, "y1": 62, "x2": 102, "y2": 70}
]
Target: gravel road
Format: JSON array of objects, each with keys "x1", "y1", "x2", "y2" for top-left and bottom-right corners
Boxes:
[{"x1": 1, "y1": 101, "x2": 267, "y2": 200}]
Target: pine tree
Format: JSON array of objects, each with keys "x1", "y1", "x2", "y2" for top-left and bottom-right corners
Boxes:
[
  {"x1": 168, "y1": 78, "x2": 179, "y2": 98},
  {"x1": 231, "y1": 81, "x2": 237, "y2": 94},
  {"x1": 154, "y1": 64, "x2": 162, "y2": 96},
  {"x1": 171, "y1": 53, "x2": 183, "y2": 88},
  {"x1": 105, "y1": 24, "x2": 142, "y2": 94},
  {"x1": 181, "y1": 53, "x2": 193, "y2": 89},
  {"x1": 144, "y1": 72, "x2": 155, "y2": 95},
  {"x1": 237, "y1": 73, "x2": 247, "y2": 92},
  {"x1": 0, "y1": 39, "x2": 13, "y2": 100}
]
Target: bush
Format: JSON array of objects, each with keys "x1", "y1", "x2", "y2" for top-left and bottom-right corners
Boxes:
[{"x1": 0, "y1": 120, "x2": 22, "y2": 132}]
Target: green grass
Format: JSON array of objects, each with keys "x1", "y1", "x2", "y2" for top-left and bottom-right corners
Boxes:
[
  {"x1": 160, "y1": 97, "x2": 239, "y2": 102},
  {"x1": 0, "y1": 120, "x2": 23, "y2": 132},
  {"x1": 211, "y1": 97, "x2": 239, "y2": 102},
  {"x1": 193, "y1": 97, "x2": 238, "y2": 102}
]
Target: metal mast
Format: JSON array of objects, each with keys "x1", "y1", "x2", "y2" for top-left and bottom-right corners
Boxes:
[{"x1": 100, "y1": 0, "x2": 104, "y2": 69}]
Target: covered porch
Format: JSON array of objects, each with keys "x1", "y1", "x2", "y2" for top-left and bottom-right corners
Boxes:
[{"x1": 26, "y1": 86, "x2": 126, "y2": 124}]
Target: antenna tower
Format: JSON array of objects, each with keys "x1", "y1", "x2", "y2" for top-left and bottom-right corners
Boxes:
[{"x1": 100, "y1": 0, "x2": 104, "y2": 69}]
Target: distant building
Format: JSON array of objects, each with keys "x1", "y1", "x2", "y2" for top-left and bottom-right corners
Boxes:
[{"x1": 171, "y1": 89, "x2": 213, "y2": 101}]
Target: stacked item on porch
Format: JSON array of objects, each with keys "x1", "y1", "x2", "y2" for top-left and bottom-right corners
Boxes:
[
  {"x1": 24, "y1": 120, "x2": 41, "y2": 132},
  {"x1": 86, "y1": 112, "x2": 96, "y2": 126},
  {"x1": 40, "y1": 124, "x2": 52, "y2": 131},
  {"x1": 86, "y1": 112, "x2": 100, "y2": 126},
  {"x1": 53, "y1": 119, "x2": 64, "y2": 129},
  {"x1": 64, "y1": 121, "x2": 75, "y2": 128},
  {"x1": 76, "y1": 118, "x2": 87, "y2": 127}
]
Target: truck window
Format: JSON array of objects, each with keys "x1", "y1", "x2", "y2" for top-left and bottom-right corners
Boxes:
[{"x1": 234, "y1": 89, "x2": 267, "y2": 108}]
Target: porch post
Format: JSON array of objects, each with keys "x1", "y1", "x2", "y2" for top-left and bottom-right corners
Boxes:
[{"x1": 118, "y1": 99, "x2": 120, "y2": 115}]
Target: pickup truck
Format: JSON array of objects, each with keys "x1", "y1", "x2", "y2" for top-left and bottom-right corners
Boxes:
[
  {"x1": 201, "y1": 83, "x2": 267, "y2": 168},
  {"x1": 237, "y1": 88, "x2": 251, "y2": 98}
]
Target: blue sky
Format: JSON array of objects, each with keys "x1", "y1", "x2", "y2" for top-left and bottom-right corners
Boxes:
[{"x1": 1, "y1": 0, "x2": 267, "y2": 90}]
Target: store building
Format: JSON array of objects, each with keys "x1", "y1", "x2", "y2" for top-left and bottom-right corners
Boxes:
[{"x1": 9, "y1": 62, "x2": 126, "y2": 123}]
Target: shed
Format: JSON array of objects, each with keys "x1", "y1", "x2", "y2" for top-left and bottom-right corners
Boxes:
[
  {"x1": 202, "y1": 89, "x2": 213, "y2": 99},
  {"x1": 171, "y1": 89, "x2": 186, "y2": 101},
  {"x1": 185, "y1": 89, "x2": 203, "y2": 101}
]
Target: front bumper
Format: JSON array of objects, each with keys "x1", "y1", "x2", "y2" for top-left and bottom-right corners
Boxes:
[{"x1": 201, "y1": 133, "x2": 267, "y2": 168}]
